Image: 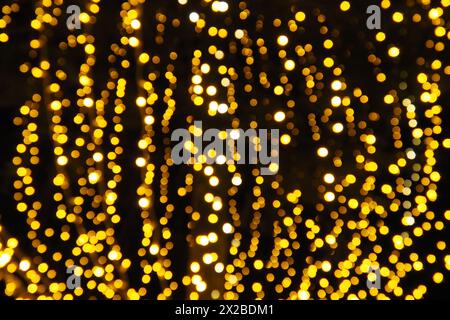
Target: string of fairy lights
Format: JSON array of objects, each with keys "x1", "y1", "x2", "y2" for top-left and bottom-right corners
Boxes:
[{"x1": 0, "y1": 0, "x2": 449, "y2": 300}]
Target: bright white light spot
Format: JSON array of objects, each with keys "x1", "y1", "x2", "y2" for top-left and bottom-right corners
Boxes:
[{"x1": 189, "y1": 12, "x2": 199, "y2": 23}]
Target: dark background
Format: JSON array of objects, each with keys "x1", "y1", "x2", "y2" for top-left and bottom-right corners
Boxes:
[{"x1": 0, "y1": 0, "x2": 449, "y2": 299}]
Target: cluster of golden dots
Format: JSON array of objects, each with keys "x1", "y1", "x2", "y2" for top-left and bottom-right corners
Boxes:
[{"x1": 0, "y1": 0, "x2": 449, "y2": 300}]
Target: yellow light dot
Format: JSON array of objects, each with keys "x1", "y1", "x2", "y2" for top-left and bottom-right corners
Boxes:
[
  {"x1": 144, "y1": 115, "x2": 155, "y2": 125},
  {"x1": 412, "y1": 128, "x2": 423, "y2": 139},
  {"x1": 83, "y1": 98, "x2": 94, "y2": 108},
  {"x1": 384, "y1": 94, "x2": 394, "y2": 104},
  {"x1": 0, "y1": 254, "x2": 11, "y2": 268},
  {"x1": 197, "y1": 236, "x2": 209, "y2": 246},
  {"x1": 283, "y1": 217, "x2": 293, "y2": 227},
  {"x1": 298, "y1": 290, "x2": 310, "y2": 300},
  {"x1": 50, "y1": 101, "x2": 62, "y2": 111},
  {"x1": 189, "y1": 12, "x2": 199, "y2": 23},
  {"x1": 85, "y1": 44, "x2": 95, "y2": 54},
  {"x1": 79, "y1": 12, "x2": 90, "y2": 23},
  {"x1": 203, "y1": 253, "x2": 214, "y2": 264},
  {"x1": 217, "y1": 103, "x2": 228, "y2": 114},
  {"x1": 340, "y1": 1, "x2": 350, "y2": 11},
  {"x1": 93, "y1": 152, "x2": 103, "y2": 162},
  {"x1": 376, "y1": 32, "x2": 386, "y2": 42},
  {"x1": 136, "y1": 96, "x2": 147, "y2": 107},
  {"x1": 331, "y1": 80, "x2": 342, "y2": 91},
  {"x1": 317, "y1": 147, "x2": 329, "y2": 158},
  {"x1": 445, "y1": 211, "x2": 450, "y2": 221},
  {"x1": 135, "y1": 157, "x2": 146, "y2": 167},
  {"x1": 196, "y1": 282, "x2": 207, "y2": 292},
  {"x1": 324, "y1": 39, "x2": 334, "y2": 49},
  {"x1": 19, "y1": 260, "x2": 31, "y2": 272},
  {"x1": 274, "y1": 111, "x2": 286, "y2": 122},
  {"x1": 331, "y1": 96, "x2": 342, "y2": 107},
  {"x1": 284, "y1": 59, "x2": 296, "y2": 71},
  {"x1": 254, "y1": 260, "x2": 264, "y2": 270},
  {"x1": 192, "y1": 75, "x2": 202, "y2": 84},
  {"x1": 325, "y1": 235, "x2": 336, "y2": 245},
  {"x1": 201, "y1": 64, "x2": 210, "y2": 73},
  {"x1": 149, "y1": 244, "x2": 159, "y2": 255},
  {"x1": 388, "y1": 46, "x2": 400, "y2": 58},
  {"x1": 209, "y1": 176, "x2": 219, "y2": 186},
  {"x1": 206, "y1": 86, "x2": 217, "y2": 96},
  {"x1": 348, "y1": 199, "x2": 359, "y2": 209},
  {"x1": 232, "y1": 175, "x2": 242, "y2": 186},
  {"x1": 31, "y1": 20, "x2": 42, "y2": 30},
  {"x1": 252, "y1": 282, "x2": 262, "y2": 292},
  {"x1": 429, "y1": 8, "x2": 442, "y2": 20},
  {"x1": 208, "y1": 214, "x2": 218, "y2": 224},
  {"x1": 191, "y1": 262, "x2": 200, "y2": 273},
  {"x1": 139, "y1": 53, "x2": 150, "y2": 64},
  {"x1": 208, "y1": 233, "x2": 218, "y2": 243},
  {"x1": 212, "y1": 199, "x2": 222, "y2": 211},
  {"x1": 433, "y1": 272, "x2": 444, "y2": 284},
  {"x1": 274, "y1": 86, "x2": 284, "y2": 95},
  {"x1": 31, "y1": 67, "x2": 43, "y2": 78},
  {"x1": 234, "y1": 29, "x2": 244, "y2": 39},
  {"x1": 280, "y1": 134, "x2": 291, "y2": 145},
  {"x1": 332, "y1": 123, "x2": 344, "y2": 133},
  {"x1": 324, "y1": 192, "x2": 335, "y2": 202},
  {"x1": 88, "y1": 171, "x2": 100, "y2": 184},
  {"x1": 223, "y1": 223, "x2": 233, "y2": 234},
  {"x1": 215, "y1": 263, "x2": 224, "y2": 273},
  {"x1": 139, "y1": 198, "x2": 150, "y2": 209},
  {"x1": 0, "y1": 33, "x2": 9, "y2": 42},
  {"x1": 392, "y1": 12, "x2": 404, "y2": 23},
  {"x1": 211, "y1": 1, "x2": 229, "y2": 12},
  {"x1": 295, "y1": 11, "x2": 306, "y2": 22},
  {"x1": 366, "y1": 134, "x2": 376, "y2": 144},
  {"x1": 324, "y1": 173, "x2": 335, "y2": 184},
  {"x1": 324, "y1": 57, "x2": 334, "y2": 68},
  {"x1": 131, "y1": 19, "x2": 141, "y2": 29},
  {"x1": 322, "y1": 261, "x2": 331, "y2": 272},
  {"x1": 277, "y1": 35, "x2": 288, "y2": 46}
]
